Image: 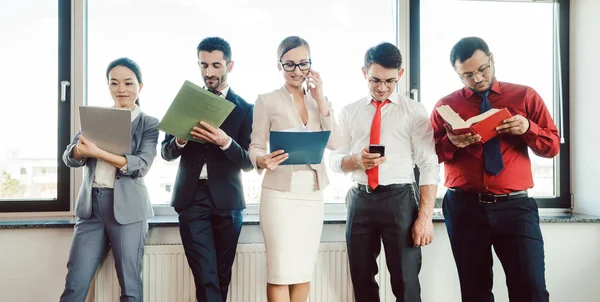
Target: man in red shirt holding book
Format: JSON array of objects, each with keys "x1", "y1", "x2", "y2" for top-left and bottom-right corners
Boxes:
[{"x1": 430, "y1": 36, "x2": 559, "y2": 302}]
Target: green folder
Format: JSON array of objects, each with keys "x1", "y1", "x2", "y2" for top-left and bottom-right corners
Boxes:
[{"x1": 157, "y1": 80, "x2": 236, "y2": 143}]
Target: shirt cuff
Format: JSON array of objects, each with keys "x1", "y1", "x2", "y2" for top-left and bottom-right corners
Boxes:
[
  {"x1": 329, "y1": 153, "x2": 346, "y2": 174},
  {"x1": 220, "y1": 137, "x2": 232, "y2": 150},
  {"x1": 521, "y1": 119, "x2": 539, "y2": 143},
  {"x1": 419, "y1": 173, "x2": 441, "y2": 187},
  {"x1": 175, "y1": 138, "x2": 187, "y2": 149},
  {"x1": 439, "y1": 135, "x2": 458, "y2": 159}
]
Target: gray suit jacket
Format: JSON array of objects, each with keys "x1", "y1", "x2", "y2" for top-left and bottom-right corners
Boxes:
[{"x1": 63, "y1": 111, "x2": 159, "y2": 225}]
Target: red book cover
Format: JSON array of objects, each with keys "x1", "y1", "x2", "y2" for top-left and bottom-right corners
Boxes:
[{"x1": 470, "y1": 108, "x2": 512, "y2": 143}]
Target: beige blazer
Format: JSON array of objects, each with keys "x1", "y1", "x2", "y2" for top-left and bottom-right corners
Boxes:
[{"x1": 249, "y1": 86, "x2": 341, "y2": 191}]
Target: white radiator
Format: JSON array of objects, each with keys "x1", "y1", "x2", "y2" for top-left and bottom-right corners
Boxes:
[{"x1": 94, "y1": 243, "x2": 394, "y2": 302}]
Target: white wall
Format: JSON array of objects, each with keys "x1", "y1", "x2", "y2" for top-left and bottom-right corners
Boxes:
[
  {"x1": 1, "y1": 223, "x2": 599, "y2": 302},
  {"x1": 571, "y1": 0, "x2": 600, "y2": 215}
]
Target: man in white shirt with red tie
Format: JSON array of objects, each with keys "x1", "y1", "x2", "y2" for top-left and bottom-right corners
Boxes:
[{"x1": 329, "y1": 42, "x2": 440, "y2": 302}]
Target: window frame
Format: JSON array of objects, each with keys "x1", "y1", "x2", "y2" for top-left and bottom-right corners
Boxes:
[
  {"x1": 4, "y1": 0, "x2": 568, "y2": 215},
  {"x1": 409, "y1": 0, "x2": 571, "y2": 208},
  {"x1": 0, "y1": 0, "x2": 72, "y2": 213}
]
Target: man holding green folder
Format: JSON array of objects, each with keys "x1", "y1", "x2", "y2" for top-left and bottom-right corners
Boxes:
[{"x1": 161, "y1": 37, "x2": 253, "y2": 302}]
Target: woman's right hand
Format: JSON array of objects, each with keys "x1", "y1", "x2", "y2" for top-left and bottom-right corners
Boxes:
[
  {"x1": 257, "y1": 150, "x2": 289, "y2": 171},
  {"x1": 74, "y1": 135, "x2": 101, "y2": 159}
]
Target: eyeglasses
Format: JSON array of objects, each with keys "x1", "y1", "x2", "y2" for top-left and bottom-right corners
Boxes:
[
  {"x1": 368, "y1": 78, "x2": 398, "y2": 88},
  {"x1": 280, "y1": 60, "x2": 312, "y2": 72},
  {"x1": 459, "y1": 57, "x2": 492, "y2": 81}
]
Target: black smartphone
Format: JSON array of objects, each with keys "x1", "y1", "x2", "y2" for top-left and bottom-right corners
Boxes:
[{"x1": 369, "y1": 144, "x2": 385, "y2": 157}]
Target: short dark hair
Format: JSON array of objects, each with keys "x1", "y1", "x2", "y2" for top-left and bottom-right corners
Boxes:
[
  {"x1": 277, "y1": 36, "x2": 311, "y2": 61},
  {"x1": 364, "y1": 42, "x2": 402, "y2": 69},
  {"x1": 106, "y1": 57, "x2": 142, "y2": 107},
  {"x1": 197, "y1": 37, "x2": 232, "y2": 62},
  {"x1": 450, "y1": 37, "x2": 490, "y2": 67}
]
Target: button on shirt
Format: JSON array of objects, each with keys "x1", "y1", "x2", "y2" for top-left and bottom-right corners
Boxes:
[
  {"x1": 329, "y1": 92, "x2": 440, "y2": 186},
  {"x1": 92, "y1": 105, "x2": 141, "y2": 188},
  {"x1": 176, "y1": 85, "x2": 232, "y2": 179}
]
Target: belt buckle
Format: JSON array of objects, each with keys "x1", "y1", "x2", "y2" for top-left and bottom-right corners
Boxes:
[
  {"x1": 478, "y1": 193, "x2": 497, "y2": 204},
  {"x1": 365, "y1": 185, "x2": 372, "y2": 193}
]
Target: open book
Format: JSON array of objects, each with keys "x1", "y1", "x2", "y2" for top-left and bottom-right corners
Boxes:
[{"x1": 435, "y1": 105, "x2": 512, "y2": 143}]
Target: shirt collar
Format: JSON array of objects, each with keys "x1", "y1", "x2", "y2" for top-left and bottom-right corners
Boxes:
[
  {"x1": 364, "y1": 91, "x2": 400, "y2": 106},
  {"x1": 463, "y1": 79, "x2": 501, "y2": 99},
  {"x1": 218, "y1": 85, "x2": 229, "y2": 99},
  {"x1": 131, "y1": 104, "x2": 141, "y2": 122},
  {"x1": 205, "y1": 85, "x2": 229, "y2": 99}
]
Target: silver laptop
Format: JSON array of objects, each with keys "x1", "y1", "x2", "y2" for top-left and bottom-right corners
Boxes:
[{"x1": 79, "y1": 106, "x2": 131, "y2": 155}]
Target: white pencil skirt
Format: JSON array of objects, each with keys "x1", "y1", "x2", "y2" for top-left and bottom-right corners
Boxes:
[{"x1": 259, "y1": 169, "x2": 324, "y2": 285}]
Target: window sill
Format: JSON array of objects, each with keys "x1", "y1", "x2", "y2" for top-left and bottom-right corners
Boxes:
[{"x1": 1, "y1": 213, "x2": 600, "y2": 229}]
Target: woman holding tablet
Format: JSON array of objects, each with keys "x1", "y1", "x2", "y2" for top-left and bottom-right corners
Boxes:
[{"x1": 59, "y1": 57, "x2": 159, "y2": 302}]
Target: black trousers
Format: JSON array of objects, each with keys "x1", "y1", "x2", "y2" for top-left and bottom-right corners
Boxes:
[
  {"x1": 177, "y1": 182, "x2": 243, "y2": 302},
  {"x1": 346, "y1": 184, "x2": 422, "y2": 302},
  {"x1": 443, "y1": 189, "x2": 549, "y2": 302}
]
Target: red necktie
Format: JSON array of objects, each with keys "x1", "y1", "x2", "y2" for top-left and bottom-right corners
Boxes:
[{"x1": 366, "y1": 99, "x2": 390, "y2": 189}]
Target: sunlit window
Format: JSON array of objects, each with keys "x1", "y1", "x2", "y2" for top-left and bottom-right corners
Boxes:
[
  {"x1": 420, "y1": 0, "x2": 558, "y2": 198},
  {"x1": 88, "y1": 0, "x2": 397, "y2": 205}
]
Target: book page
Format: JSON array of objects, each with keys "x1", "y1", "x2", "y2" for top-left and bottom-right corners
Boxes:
[
  {"x1": 435, "y1": 105, "x2": 469, "y2": 129},
  {"x1": 464, "y1": 108, "x2": 500, "y2": 126}
]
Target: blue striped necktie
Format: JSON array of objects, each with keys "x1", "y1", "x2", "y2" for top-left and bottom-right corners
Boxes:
[{"x1": 479, "y1": 91, "x2": 504, "y2": 176}]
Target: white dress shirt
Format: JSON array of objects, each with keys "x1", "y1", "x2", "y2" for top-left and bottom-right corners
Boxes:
[
  {"x1": 329, "y1": 92, "x2": 440, "y2": 186},
  {"x1": 176, "y1": 85, "x2": 232, "y2": 179},
  {"x1": 92, "y1": 105, "x2": 141, "y2": 188}
]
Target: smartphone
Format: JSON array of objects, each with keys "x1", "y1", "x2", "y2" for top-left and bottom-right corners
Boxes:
[
  {"x1": 304, "y1": 68, "x2": 312, "y2": 91},
  {"x1": 369, "y1": 144, "x2": 385, "y2": 157}
]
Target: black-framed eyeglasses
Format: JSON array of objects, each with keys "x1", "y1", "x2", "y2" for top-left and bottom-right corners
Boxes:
[
  {"x1": 459, "y1": 57, "x2": 492, "y2": 81},
  {"x1": 368, "y1": 77, "x2": 398, "y2": 88},
  {"x1": 280, "y1": 60, "x2": 312, "y2": 72}
]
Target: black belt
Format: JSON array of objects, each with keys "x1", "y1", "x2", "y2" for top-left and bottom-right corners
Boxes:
[
  {"x1": 356, "y1": 183, "x2": 412, "y2": 194},
  {"x1": 448, "y1": 187, "x2": 528, "y2": 204},
  {"x1": 198, "y1": 179, "x2": 208, "y2": 185}
]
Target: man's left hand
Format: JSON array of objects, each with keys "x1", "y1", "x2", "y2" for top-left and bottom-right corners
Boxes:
[
  {"x1": 412, "y1": 212, "x2": 434, "y2": 247},
  {"x1": 496, "y1": 114, "x2": 530, "y2": 135},
  {"x1": 191, "y1": 121, "x2": 231, "y2": 147}
]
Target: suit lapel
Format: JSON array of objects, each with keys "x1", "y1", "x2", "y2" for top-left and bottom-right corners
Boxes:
[
  {"x1": 130, "y1": 113, "x2": 142, "y2": 154},
  {"x1": 221, "y1": 89, "x2": 239, "y2": 129},
  {"x1": 225, "y1": 89, "x2": 238, "y2": 105}
]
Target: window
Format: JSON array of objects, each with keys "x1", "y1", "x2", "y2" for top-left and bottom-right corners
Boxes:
[
  {"x1": 412, "y1": 0, "x2": 569, "y2": 207},
  {"x1": 87, "y1": 0, "x2": 398, "y2": 205},
  {"x1": 0, "y1": 0, "x2": 71, "y2": 212}
]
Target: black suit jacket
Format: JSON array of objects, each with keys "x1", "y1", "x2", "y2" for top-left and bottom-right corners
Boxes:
[{"x1": 161, "y1": 89, "x2": 254, "y2": 211}]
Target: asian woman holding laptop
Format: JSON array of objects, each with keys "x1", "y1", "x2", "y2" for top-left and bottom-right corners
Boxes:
[
  {"x1": 248, "y1": 36, "x2": 341, "y2": 302},
  {"x1": 59, "y1": 57, "x2": 159, "y2": 302}
]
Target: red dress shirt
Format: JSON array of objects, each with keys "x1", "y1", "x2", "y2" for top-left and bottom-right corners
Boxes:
[{"x1": 430, "y1": 81, "x2": 560, "y2": 194}]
